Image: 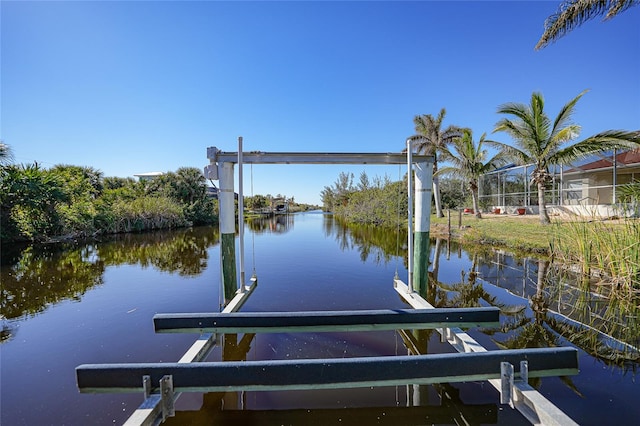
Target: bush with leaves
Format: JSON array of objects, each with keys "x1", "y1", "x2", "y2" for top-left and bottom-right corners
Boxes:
[
  {"x1": 1, "y1": 162, "x2": 218, "y2": 243},
  {"x1": 324, "y1": 172, "x2": 407, "y2": 226},
  {"x1": 1, "y1": 164, "x2": 66, "y2": 241}
]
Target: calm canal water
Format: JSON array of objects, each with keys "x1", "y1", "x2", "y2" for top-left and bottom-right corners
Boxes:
[{"x1": 1, "y1": 211, "x2": 638, "y2": 425}]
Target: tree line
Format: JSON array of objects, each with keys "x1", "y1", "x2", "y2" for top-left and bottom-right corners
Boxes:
[
  {"x1": 323, "y1": 90, "x2": 640, "y2": 225},
  {"x1": 321, "y1": 172, "x2": 408, "y2": 226},
  {"x1": 0, "y1": 162, "x2": 217, "y2": 243},
  {"x1": 321, "y1": 0, "x2": 640, "y2": 225}
]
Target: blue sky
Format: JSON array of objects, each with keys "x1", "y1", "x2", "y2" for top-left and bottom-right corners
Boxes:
[{"x1": 2, "y1": 1, "x2": 639, "y2": 205}]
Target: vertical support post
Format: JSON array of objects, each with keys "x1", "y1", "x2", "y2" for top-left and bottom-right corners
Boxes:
[
  {"x1": 478, "y1": 173, "x2": 483, "y2": 209},
  {"x1": 406, "y1": 140, "x2": 414, "y2": 293},
  {"x1": 160, "y1": 375, "x2": 175, "y2": 420},
  {"x1": 520, "y1": 360, "x2": 529, "y2": 384},
  {"x1": 218, "y1": 161, "x2": 238, "y2": 302},
  {"x1": 143, "y1": 375, "x2": 151, "y2": 399},
  {"x1": 502, "y1": 172, "x2": 506, "y2": 208},
  {"x1": 496, "y1": 172, "x2": 501, "y2": 210},
  {"x1": 238, "y1": 137, "x2": 245, "y2": 293},
  {"x1": 413, "y1": 160, "x2": 433, "y2": 297},
  {"x1": 560, "y1": 165, "x2": 564, "y2": 205},
  {"x1": 500, "y1": 362, "x2": 514, "y2": 406},
  {"x1": 524, "y1": 165, "x2": 528, "y2": 207},
  {"x1": 612, "y1": 148, "x2": 617, "y2": 204},
  {"x1": 412, "y1": 384, "x2": 422, "y2": 406}
]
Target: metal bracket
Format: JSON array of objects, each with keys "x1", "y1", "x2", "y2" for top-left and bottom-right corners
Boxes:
[
  {"x1": 520, "y1": 360, "x2": 529, "y2": 384},
  {"x1": 160, "y1": 375, "x2": 175, "y2": 421},
  {"x1": 204, "y1": 164, "x2": 218, "y2": 180},
  {"x1": 500, "y1": 360, "x2": 530, "y2": 408},
  {"x1": 206, "y1": 146, "x2": 219, "y2": 161},
  {"x1": 500, "y1": 362, "x2": 514, "y2": 407},
  {"x1": 143, "y1": 375, "x2": 151, "y2": 399},
  {"x1": 141, "y1": 375, "x2": 174, "y2": 421}
]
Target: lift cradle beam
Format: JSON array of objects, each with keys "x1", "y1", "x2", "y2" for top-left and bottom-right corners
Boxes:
[
  {"x1": 153, "y1": 307, "x2": 500, "y2": 334},
  {"x1": 77, "y1": 347, "x2": 577, "y2": 394}
]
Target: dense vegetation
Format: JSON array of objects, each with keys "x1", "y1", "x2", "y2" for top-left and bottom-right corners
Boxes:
[
  {"x1": 0, "y1": 163, "x2": 217, "y2": 243},
  {"x1": 321, "y1": 171, "x2": 409, "y2": 226}
]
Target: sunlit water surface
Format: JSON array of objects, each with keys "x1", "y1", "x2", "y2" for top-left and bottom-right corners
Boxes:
[{"x1": 1, "y1": 212, "x2": 638, "y2": 425}]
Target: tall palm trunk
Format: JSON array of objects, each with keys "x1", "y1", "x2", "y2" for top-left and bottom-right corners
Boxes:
[
  {"x1": 470, "y1": 181, "x2": 482, "y2": 219},
  {"x1": 538, "y1": 180, "x2": 550, "y2": 224},
  {"x1": 433, "y1": 177, "x2": 444, "y2": 218}
]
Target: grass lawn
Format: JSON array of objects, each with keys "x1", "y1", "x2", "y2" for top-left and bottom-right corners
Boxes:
[
  {"x1": 428, "y1": 210, "x2": 639, "y2": 296},
  {"x1": 430, "y1": 212, "x2": 553, "y2": 254},
  {"x1": 429, "y1": 211, "x2": 638, "y2": 258}
]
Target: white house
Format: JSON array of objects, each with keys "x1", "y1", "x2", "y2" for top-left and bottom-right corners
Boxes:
[{"x1": 133, "y1": 171, "x2": 164, "y2": 182}]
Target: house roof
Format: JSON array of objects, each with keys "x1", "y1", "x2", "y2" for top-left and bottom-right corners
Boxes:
[
  {"x1": 134, "y1": 172, "x2": 164, "y2": 178},
  {"x1": 564, "y1": 150, "x2": 640, "y2": 173}
]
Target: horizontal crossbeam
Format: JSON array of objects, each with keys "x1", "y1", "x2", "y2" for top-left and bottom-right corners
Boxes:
[
  {"x1": 76, "y1": 347, "x2": 578, "y2": 393},
  {"x1": 208, "y1": 149, "x2": 433, "y2": 165},
  {"x1": 153, "y1": 307, "x2": 500, "y2": 334}
]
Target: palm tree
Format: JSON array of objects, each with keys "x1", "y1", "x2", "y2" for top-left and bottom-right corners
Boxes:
[
  {"x1": 408, "y1": 109, "x2": 464, "y2": 218},
  {"x1": 0, "y1": 142, "x2": 13, "y2": 165},
  {"x1": 536, "y1": 0, "x2": 639, "y2": 49},
  {"x1": 437, "y1": 130, "x2": 507, "y2": 219},
  {"x1": 492, "y1": 90, "x2": 640, "y2": 224}
]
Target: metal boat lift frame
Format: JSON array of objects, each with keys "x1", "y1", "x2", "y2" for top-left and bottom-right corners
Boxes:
[
  {"x1": 76, "y1": 138, "x2": 579, "y2": 425},
  {"x1": 204, "y1": 138, "x2": 434, "y2": 300}
]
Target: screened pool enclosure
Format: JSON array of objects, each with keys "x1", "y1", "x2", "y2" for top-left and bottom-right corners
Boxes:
[{"x1": 478, "y1": 149, "x2": 640, "y2": 217}]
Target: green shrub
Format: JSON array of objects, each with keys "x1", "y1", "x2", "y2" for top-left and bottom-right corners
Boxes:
[
  {"x1": 110, "y1": 196, "x2": 188, "y2": 233},
  {"x1": 57, "y1": 201, "x2": 98, "y2": 236}
]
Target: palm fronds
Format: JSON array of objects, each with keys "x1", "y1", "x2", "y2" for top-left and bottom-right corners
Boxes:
[
  {"x1": 553, "y1": 130, "x2": 640, "y2": 164},
  {"x1": 536, "y1": 0, "x2": 640, "y2": 49}
]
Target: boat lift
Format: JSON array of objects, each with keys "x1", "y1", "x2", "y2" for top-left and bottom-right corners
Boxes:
[{"x1": 76, "y1": 138, "x2": 579, "y2": 425}]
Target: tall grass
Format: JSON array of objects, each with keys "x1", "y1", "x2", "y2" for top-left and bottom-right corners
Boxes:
[
  {"x1": 106, "y1": 196, "x2": 188, "y2": 233},
  {"x1": 552, "y1": 218, "x2": 640, "y2": 296}
]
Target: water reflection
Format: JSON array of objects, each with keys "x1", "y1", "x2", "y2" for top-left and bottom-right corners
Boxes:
[
  {"x1": 0, "y1": 227, "x2": 219, "y2": 325},
  {"x1": 320, "y1": 221, "x2": 639, "y2": 369},
  {"x1": 166, "y1": 386, "x2": 498, "y2": 425},
  {"x1": 245, "y1": 214, "x2": 294, "y2": 234},
  {"x1": 330, "y1": 217, "x2": 408, "y2": 265},
  {"x1": 4, "y1": 213, "x2": 638, "y2": 425},
  {"x1": 1, "y1": 244, "x2": 106, "y2": 322},
  {"x1": 475, "y1": 253, "x2": 640, "y2": 367}
]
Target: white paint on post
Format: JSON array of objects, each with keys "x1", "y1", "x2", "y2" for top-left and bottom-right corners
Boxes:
[
  {"x1": 414, "y1": 161, "x2": 433, "y2": 233},
  {"x1": 406, "y1": 139, "x2": 413, "y2": 293},
  {"x1": 238, "y1": 137, "x2": 245, "y2": 292},
  {"x1": 218, "y1": 162, "x2": 235, "y2": 235}
]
